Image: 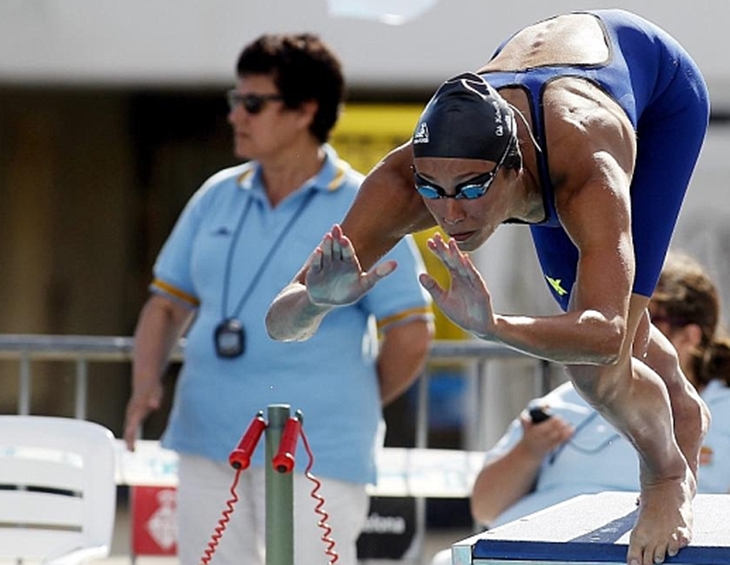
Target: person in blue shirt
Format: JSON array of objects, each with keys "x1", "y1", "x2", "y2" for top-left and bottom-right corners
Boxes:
[
  {"x1": 122, "y1": 33, "x2": 433, "y2": 565},
  {"x1": 429, "y1": 251, "x2": 730, "y2": 565},
  {"x1": 266, "y1": 10, "x2": 710, "y2": 565}
]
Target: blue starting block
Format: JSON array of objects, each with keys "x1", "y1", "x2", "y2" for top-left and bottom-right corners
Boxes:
[{"x1": 452, "y1": 492, "x2": 730, "y2": 565}]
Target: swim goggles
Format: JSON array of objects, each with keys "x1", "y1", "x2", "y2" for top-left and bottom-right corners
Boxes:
[{"x1": 414, "y1": 141, "x2": 510, "y2": 200}]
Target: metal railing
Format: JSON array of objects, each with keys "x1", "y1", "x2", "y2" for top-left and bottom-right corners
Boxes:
[
  {"x1": 0, "y1": 334, "x2": 552, "y2": 450},
  {"x1": 0, "y1": 333, "x2": 554, "y2": 564}
]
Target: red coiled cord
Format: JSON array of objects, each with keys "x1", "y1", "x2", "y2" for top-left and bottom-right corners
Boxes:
[
  {"x1": 198, "y1": 411, "x2": 340, "y2": 565},
  {"x1": 199, "y1": 467, "x2": 242, "y2": 565},
  {"x1": 300, "y1": 427, "x2": 339, "y2": 565}
]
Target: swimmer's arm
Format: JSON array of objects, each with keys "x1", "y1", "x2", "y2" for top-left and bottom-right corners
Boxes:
[
  {"x1": 340, "y1": 142, "x2": 436, "y2": 271},
  {"x1": 266, "y1": 143, "x2": 435, "y2": 342},
  {"x1": 421, "y1": 167, "x2": 633, "y2": 363},
  {"x1": 489, "y1": 150, "x2": 634, "y2": 364},
  {"x1": 264, "y1": 264, "x2": 330, "y2": 342}
]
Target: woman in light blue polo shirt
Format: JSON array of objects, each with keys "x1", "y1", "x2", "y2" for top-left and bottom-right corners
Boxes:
[{"x1": 123, "y1": 33, "x2": 433, "y2": 565}]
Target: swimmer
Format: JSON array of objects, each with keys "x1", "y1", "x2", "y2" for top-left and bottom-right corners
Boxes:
[{"x1": 266, "y1": 10, "x2": 711, "y2": 565}]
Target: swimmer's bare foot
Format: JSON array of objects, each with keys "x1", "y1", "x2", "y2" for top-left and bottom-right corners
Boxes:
[{"x1": 627, "y1": 470, "x2": 694, "y2": 565}]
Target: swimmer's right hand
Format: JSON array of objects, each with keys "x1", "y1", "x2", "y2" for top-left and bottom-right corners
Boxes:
[{"x1": 305, "y1": 224, "x2": 396, "y2": 306}]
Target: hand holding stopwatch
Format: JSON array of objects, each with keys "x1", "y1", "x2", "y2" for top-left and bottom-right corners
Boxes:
[{"x1": 529, "y1": 406, "x2": 552, "y2": 424}]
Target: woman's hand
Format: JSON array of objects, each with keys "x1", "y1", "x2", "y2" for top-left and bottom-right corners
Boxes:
[
  {"x1": 123, "y1": 380, "x2": 164, "y2": 451},
  {"x1": 518, "y1": 409, "x2": 574, "y2": 458}
]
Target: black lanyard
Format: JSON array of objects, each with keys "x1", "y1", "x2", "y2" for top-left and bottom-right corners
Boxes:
[
  {"x1": 548, "y1": 411, "x2": 620, "y2": 464},
  {"x1": 220, "y1": 189, "x2": 317, "y2": 321}
]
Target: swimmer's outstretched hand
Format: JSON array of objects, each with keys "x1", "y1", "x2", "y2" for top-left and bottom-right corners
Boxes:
[
  {"x1": 305, "y1": 224, "x2": 397, "y2": 306},
  {"x1": 419, "y1": 233, "x2": 496, "y2": 337}
]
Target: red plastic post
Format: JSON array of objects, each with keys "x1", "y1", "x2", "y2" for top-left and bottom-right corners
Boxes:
[
  {"x1": 272, "y1": 416, "x2": 302, "y2": 473},
  {"x1": 228, "y1": 412, "x2": 267, "y2": 470}
]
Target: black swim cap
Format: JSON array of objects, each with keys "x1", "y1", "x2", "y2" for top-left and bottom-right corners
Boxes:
[{"x1": 412, "y1": 72, "x2": 516, "y2": 161}]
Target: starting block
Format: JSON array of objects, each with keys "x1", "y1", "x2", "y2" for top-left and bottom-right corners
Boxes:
[{"x1": 452, "y1": 492, "x2": 730, "y2": 565}]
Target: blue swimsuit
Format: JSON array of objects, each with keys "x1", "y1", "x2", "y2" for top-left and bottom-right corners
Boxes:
[{"x1": 481, "y1": 9, "x2": 710, "y2": 310}]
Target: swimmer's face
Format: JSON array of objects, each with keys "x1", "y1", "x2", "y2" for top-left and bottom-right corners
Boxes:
[{"x1": 414, "y1": 156, "x2": 508, "y2": 251}]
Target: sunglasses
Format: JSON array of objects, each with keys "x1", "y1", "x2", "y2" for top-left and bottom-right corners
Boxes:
[
  {"x1": 414, "y1": 141, "x2": 511, "y2": 200},
  {"x1": 226, "y1": 90, "x2": 283, "y2": 114}
]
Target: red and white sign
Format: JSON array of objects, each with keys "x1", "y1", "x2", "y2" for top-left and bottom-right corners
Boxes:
[{"x1": 131, "y1": 486, "x2": 178, "y2": 555}]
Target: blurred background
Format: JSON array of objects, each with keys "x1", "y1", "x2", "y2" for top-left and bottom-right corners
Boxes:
[{"x1": 1, "y1": 0, "x2": 730, "y2": 474}]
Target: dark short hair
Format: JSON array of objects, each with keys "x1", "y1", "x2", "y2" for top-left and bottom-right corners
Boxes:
[{"x1": 236, "y1": 33, "x2": 344, "y2": 143}]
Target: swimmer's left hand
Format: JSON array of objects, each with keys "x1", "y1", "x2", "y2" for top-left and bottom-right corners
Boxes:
[
  {"x1": 306, "y1": 224, "x2": 396, "y2": 306},
  {"x1": 420, "y1": 233, "x2": 496, "y2": 337}
]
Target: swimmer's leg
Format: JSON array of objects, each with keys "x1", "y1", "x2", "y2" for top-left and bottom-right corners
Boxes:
[
  {"x1": 567, "y1": 295, "x2": 700, "y2": 564},
  {"x1": 637, "y1": 315, "x2": 710, "y2": 481}
]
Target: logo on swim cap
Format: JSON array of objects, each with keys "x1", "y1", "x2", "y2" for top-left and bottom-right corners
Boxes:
[
  {"x1": 413, "y1": 122, "x2": 430, "y2": 145},
  {"x1": 412, "y1": 72, "x2": 516, "y2": 161},
  {"x1": 491, "y1": 100, "x2": 506, "y2": 137}
]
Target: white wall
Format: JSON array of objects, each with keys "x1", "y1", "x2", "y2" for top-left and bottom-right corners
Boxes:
[{"x1": 1, "y1": 0, "x2": 729, "y2": 108}]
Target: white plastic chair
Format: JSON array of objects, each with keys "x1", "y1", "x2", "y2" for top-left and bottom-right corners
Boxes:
[{"x1": 0, "y1": 415, "x2": 117, "y2": 564}]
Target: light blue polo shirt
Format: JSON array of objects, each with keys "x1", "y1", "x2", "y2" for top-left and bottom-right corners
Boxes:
[
  {"x1": 151, "y1": 145, "x2": 432, "y2": 484},
  {"x1": 485, "y1": 380, "x2": 730, "y2": 527}
]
